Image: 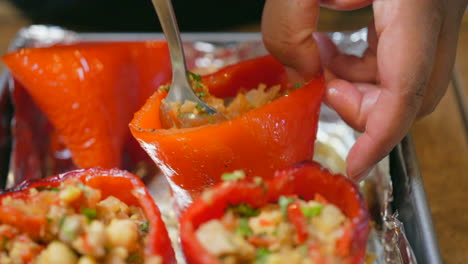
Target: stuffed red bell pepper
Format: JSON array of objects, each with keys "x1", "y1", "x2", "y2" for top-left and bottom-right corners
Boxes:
[
  {"x1": 130, "y1": 55, "x2": 325, "y2": 210},
  {"x1": 0, "y1": 168, "x2": 175, "y2": 264},
  {"x1": 180, "y1": 161, "x2": 369, "y2": 264}
]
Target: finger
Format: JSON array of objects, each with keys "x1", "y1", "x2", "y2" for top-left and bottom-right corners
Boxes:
[
  {"x1": 347, "y1": 89, "x2": 419, "y2": 181},
  {"x1": 320, "y1": 0, "x2": 373, "y2": 10},
  {"x1": 313, "y1": 32, "x2": 338, "y2": 67},
  {"x1": 418, "y1": 2, "x2": 466, "y2": 117},
  {"x1": 325, "y1": 80, "x2": 380, "y2": 131},
  {"x1": 262, "y1": 0, "x2": 321, "y2": 81},
  {"x1": 328, "y1": 50, "x2": 377, "y2": 82},
  {"x1": 347, "y1": 0, "x2": 444, "y2": 180}
]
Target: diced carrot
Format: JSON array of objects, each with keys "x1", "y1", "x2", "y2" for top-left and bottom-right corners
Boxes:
[{"x1": 247, "y1": 235, "x2": 276, "y2": 247}]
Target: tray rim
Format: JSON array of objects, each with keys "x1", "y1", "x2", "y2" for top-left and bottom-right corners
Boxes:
[{"x1": 392, "y1": 135, "x2": 443, "y2": 263}]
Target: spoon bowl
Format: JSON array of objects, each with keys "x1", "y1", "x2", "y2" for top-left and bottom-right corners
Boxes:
[{"x1": 151, "y1": 0, "x2": 226, "y2": 128}]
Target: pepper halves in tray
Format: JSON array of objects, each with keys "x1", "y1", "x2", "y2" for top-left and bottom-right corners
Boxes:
[
  {"x1": 2, "y1": 42, "x2": 172, "y2": 171},
  {"x1": 130, "y1": 55, "x2": 325, "y2": 208},
  {"x1": 180, "y1": 161, "x2": 370, "y2": 264},
  {"x1": 0, "y1": 168, "x2": 175, "y2": 264}
]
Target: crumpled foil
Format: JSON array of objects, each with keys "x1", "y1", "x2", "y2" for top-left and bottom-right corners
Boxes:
[{"x1": 3, "y1": 25, "x2": 418, "y2": 263}]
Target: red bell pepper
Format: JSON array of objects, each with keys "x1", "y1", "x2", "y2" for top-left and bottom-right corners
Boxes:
[
  {"x1": 287, "y1": 201, "x2": 309, "y2": 243},
  {"x1": 130, "y1": 55, "x2": 325, "y2": 210},
  {"x1": 2, "y1": 42, "x2": 172, "y2": 169},
  {"x1": 0, "y1": 168, "x2": 176, "y2": 264},
  {"x1": 180, "y1": 161, "x2": 369, "y2": 264}
]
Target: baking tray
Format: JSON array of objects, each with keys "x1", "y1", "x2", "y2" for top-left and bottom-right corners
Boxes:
[{"x1": 0, "y1": 25, "x2": 442, "y2": 264}]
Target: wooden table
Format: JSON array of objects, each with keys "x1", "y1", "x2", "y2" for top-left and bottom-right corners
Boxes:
[{"x1": 0, "y1": 1, "x2": 467, "y2": 263}]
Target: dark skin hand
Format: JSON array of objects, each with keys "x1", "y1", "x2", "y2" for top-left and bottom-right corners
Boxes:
[{"x1": 262, "y1": 0, "x2": 468, "y2": 181}]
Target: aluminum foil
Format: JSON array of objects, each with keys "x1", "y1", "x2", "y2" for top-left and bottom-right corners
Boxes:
[{"x1": 3, "y1": 25, "x2": 417, "y2": 264}]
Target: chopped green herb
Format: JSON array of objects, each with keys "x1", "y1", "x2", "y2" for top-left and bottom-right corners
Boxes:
[
  {"x1": 230, "y1": 203, "x2": 259, "y2": 217},
  {"x1": 278, "y1": 196, "x2": 296, "y2": 217},
  {"x1": 104, "y1": 245, "x2": 112, "y2": 252},
  {"x1": 158, "y1": 84, "x2": 170, "y2": 93},
  {"x1": 301, "y1": 204, "x2": 324, "y2": 218},
  {"x1": 36, "y1": 186, "x2": 60, "y2": 192},
  {"x1": 208, "y1": 115, "x2": 215, "y2": 124},
  {"x1": 81, "y1": 207, "x2": 97, "y2": 221},
  {"x1": 140, "y1": 221, "x2": 150, "y2": 232},
  {"x1": 297, "y1": 244, "x2": 308, "y2": 255},
  {"x1": 255, "y1": 247, "x2": 271, "y2": 263},
  {"x1": 195, "y1": 104, "x2": 204, "y2": 111},
  {"x1": 294, "y1": 83, "x2": 304, "y2": 89},
  {"x1": 195, "y1": 82, "x2": 204, "y2": 89},
  {"x1": 253, "y1": 177, "x2": 267, "y2": 192},
  {"x1": 221, "y1": 170, "x2": 246, "y2": 181},
  {"x1": 235, "y1": 218, "x2": 253, "y2": 237},
  {"x1": 59, "y1": 216, "x2": 66, "y2": 228},
  {"x1": 188, "y1": 71, "x2": 202, "y2": 82},
  {"x1": 46, "y1": 217, "x2": 53, "y2": 223},
  {"x1": 253, "y1": 177, "x2": 263, "y2": 185},
  {"x1": 0, "y1": 235, "x2": 9, "y2": 249},
  {"x1": 127, "y1": 253, "x2": 142, "y2": 263},
  {"x1": 197, "y1": 91, "x2": 207, "y2": 97}
]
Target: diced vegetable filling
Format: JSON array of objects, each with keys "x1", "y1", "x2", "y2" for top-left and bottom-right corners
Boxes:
[
  {"x1": 196, "y1": 195, "x2": 350, "y2": 264},
  {"x1": 0, "y1": 180, "x2": 161, "y2": 264},
  {"x1": 160, "y1": 72, "x2": 284, "y2": 122}
]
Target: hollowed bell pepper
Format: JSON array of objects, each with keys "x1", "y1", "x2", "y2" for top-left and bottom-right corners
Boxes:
[
  {"x1": 180, "y1": 161, "x2": 369, "y2": 264},
  {"x1": 0, "y1": 168, "x2": 176, "y2": 264},
  {"x1": 130, "y1": 55, "x2": 325, "y2": 210},
  {"x1": 2, "y1": 41, "x2": 172, "y2": 169}
]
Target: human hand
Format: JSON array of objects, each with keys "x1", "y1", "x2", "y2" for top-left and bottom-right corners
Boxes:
[{"x1": 262, "y1": 0, "x2": 467, "y2": 181}]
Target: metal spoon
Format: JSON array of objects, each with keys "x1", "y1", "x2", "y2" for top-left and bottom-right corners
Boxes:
[{"x1": 151, "y1": 0, "x2": 226, "y2": 128}]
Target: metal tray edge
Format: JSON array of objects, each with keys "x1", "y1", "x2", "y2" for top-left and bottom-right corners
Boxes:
[{"x1": 392, "y1": 135, "x2": 443, "y2": 264}]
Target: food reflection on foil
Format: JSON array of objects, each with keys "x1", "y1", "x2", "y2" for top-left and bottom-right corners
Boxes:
[{"x1": 3, "y1": 25, "x2": 417, "y2": 263}]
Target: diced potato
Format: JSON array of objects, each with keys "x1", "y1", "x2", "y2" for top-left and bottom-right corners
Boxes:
[
  {"x1": 248, "y1": 209, "x2": 283, "y2": 235},
  {"x1": 36, "y1": 241, "x2": 78, "y2": 264},
  {"x1": 97, "y1": 196, "x2": 129, "y2": 222},
  {"x1": 59, "y1": 186, "x2": 82, "y2": 203},
  {"x1": 72, "y1": 221, "x2": 106, "y2": 257},
  {"x1": 274, "y1": 222, "x2": 294, "y2": 248},
  {"x1": 77, "y1": 256, "x2": 98, "y2": 264},
  {"x1": 245, "y1": 84, "x2": 281, "y2": 108},
  {"x1": 179, "y1": 100, "x2": 198, "y2": 113},
  {"x1": 9, "y1": 236, "x2": 39, "y2": 263},
  {"x1": 264, "y1": 249, "x2": 303, "y2": 264},
  {"x1": 47, "y1": 205, "x2": 70, "y2": 236},
  {"x1": 311, "y1": 205, "x2": 346, "y2": 234},
  {"x1": 104, "y1": 247, "x2": 128, "y2": 264},
  {"x1": 59, "y1": 215, "x2": 86, "y2": 243},
  {"x1": 129, "y1": 206, "x2": 146, "y2": 221},
  {"x1": 106, "y1": 219, "x2": 139, "y2": 251},
  {"x1": 0, "y1": 253, "x2": 12, "y2": 264},
  {"x1": 196, "y1": 220, "x2": 237, "y2": 255},
  {"x1": 196, "y1": 220, "x2": 255, "y2": 260}
]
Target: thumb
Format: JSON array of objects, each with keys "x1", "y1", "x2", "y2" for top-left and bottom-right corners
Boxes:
[{"x1": 261, "y1": 0, "x2": 322, "y2": 82}]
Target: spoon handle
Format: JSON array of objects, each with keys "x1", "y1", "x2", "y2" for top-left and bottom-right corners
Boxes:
[{"x1": 151, "y1": 0, "x2": 190, "y2": 87}]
